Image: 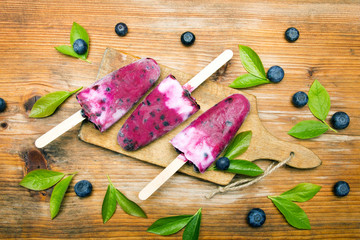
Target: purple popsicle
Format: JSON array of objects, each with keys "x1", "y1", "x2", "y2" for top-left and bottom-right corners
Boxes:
[
  {"x1": 118, "y1": 74, "x2": 200, "y2": 151},
  {"x1": 76, "y1": 58, "x2": 160, "y2": 132},
  {"x1": 170, "y1": 94, "x2": 250, "y2": 172}
]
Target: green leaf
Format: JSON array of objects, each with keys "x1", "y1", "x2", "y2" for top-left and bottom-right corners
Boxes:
[
  {"x1": 288, "y1": 120, "x2": 329, "y2": 139},
  {"x1": 223, "y1": 131, "x2": 252, "y2": 160},
  {"x1": 279, "y1": 183, "x2": 322, "y2": 202},
  {"x1": 70, "y1": 22, "x2": 89, "y2": 58},
  {"x1": 224, "y1": 160, "x2": 263, "y2": 176},
  {"x1": 102, "y1": 184, "x2": 117, "y2": 223},
  {"x1": 19, "y1": 169, "x2": 65, "y2": 191},
  {"x1": 269, "y1": 196, "x2": 311, "y2": 230},
  {"x1": 229, "y1": 73, "x2": 269, "y2": 89},
  {"x1": 238, "y1": 45, "x2": 266, "y2": 79},
  {"x1": 308, "y1": 80, "x2": 330, "y2": 121},
  {"x1": 147, "y1": 215, "x2": 193, "y2": 236},
  {"x1": 29, "y1": 87, "x2": 82, "y2": 118},
  {"x1": 182, "y1": 208, "x2": 202, "y2": 240},
  {"x1": 55, "y1": 45, "x2": 82, "y2": 58},
  {"x1": 115, "y1": 189, "x2": 147, "y2": 218},
  {"x1": 50, "y1": 174, "x2": 75, "y2": 219}
]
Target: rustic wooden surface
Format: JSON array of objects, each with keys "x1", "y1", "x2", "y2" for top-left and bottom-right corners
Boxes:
[
  {"x1": 0, "y1": 0, "x2": 359, "y2": 239},
  {"x1": 79, "y1": 48, "x2": 321, "y2": 186}
]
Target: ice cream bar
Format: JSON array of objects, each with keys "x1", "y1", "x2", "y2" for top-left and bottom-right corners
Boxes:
[
  {"x1": 76, "y1": 58, "x2": 161, "y2": 132},
  {"x1": 170, "y1": 94, "x2": 250, "y2": 172},
  {"x1": 118, "y1": 74, "x2": 200, "y2": 151}
]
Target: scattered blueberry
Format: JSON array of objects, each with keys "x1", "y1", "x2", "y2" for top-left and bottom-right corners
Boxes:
[
  {"x1": 331, "y1": 112, "x2": 350, "y2": 130},
  {"x1": 333, "y1": 181, "x2": 350, "y2": 197},
  {"x1": 292, "y1": 91, "x2": 308, "y2": 108},
  {"x1": 247, "y1": 208, "x2": 266, "y2": 228},
  {"x1": 0, "y1": 98, "x2": 6, "y2": 112},
  {"x1": 181, "y1": 31, "x2": 196, "y2": 46},
  {"x1": 73, "y1": 39, "x2": 88, "y2": 55},
  {"x1": 74, "y1": 180, "x2": 93, "y2": 197},
  {"x1": 267, "y1": 66, "x2": 284, "y2": 83},
  {"x1": 285, "y1": 27, "x2": 299, "y2": 42},
  {"x1": 115, "y1": 22, "x2": 128, "y2": 37},
  {"x1": 216, "y1": 157, "x2": 230, "y2": 170}
]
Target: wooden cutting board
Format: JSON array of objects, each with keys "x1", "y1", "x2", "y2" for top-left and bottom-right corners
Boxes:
[{"x1": 78, "y1": 48, "x2": 321, "y2": 185}]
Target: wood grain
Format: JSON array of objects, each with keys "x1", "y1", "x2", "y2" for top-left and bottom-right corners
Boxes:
[{"x1": 0, "y1": 0, "x2": 359, "y2": 239}]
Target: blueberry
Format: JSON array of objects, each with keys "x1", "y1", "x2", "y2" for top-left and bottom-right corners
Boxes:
[
  {"x1": 124, "y1": 143, "x2": 135, "y2": 151},
  {"x1": 216, "y1": 157, "x2": 230, "y2": 170},
  {"x1": 285, "y1": 27, "x2": 299, "y2": 42},
  {"x1": 267, "y1": 66, "x2": 284, "y2": 83},
  {"x1": 331, "y1": 112, "x2": 350, "y2": 130},
  {"x1": 247, "y1": 208, "x2": 266, "y2": 228},
  {"x1": 0, "y1": 98, "x2": 6, "y2": 112},
  {"x1": 115, "y1": 22, "x2": 128, "y2": 37},
  {"x1": 193, "y1": 164, "x2": 200, "y2": 173},
  {"x1": 292, "y1": 91, "x2": 308, "y2": 108},
  {"x1": 73, "y1": 39, "x2": 88, "y2": 55},
  {"x1": 334, "y1": 181, "x2": 350, "y2": 197},
  {"x1": 80, "y1": 109, "x2": 87, "y2": 118},
  {"x1": 225, "y1": 120, "x2": 233, "y2": 126},
  {"x1": 225, "y1": 97, "x2": 233, "y2": 103},
  {"x1": 74, "y1": 180, "x2": 93, "y2": 197},
  {"x1": 181, "y1": 31, "x2": 195, "y2": 46}
]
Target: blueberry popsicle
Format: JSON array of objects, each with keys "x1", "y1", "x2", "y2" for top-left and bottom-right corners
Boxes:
[
  {"x1": 76, "y1": 58, "x2": 161, "y2": 132},
  {"x1": 118, "y1": 74, "x2": 200, "y2": 150},
  {"x1": 138, "y1": 93, "x2": 249, "y2": 200},
  {"x1": 170, "y1": 94, "x2": 250, "y2": 172}
]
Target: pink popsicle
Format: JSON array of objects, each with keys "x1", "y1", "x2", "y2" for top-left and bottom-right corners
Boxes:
[
  {"x1": 118, "y1": 74, "x2": 200, "y2": 150},
  {"x1": 76, "y1": 58, "x2": 160, "y2": 132},
  {"x1": 170, "y1": 94, "x2": 250, "y2": 172}
]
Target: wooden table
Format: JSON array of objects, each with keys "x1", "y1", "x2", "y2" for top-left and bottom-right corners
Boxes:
[{"x1": 1, "y1": 0, "x2": 359, "y2": 239}]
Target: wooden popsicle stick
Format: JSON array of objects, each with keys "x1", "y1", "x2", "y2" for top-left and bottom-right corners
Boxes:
[
  {"x1": 184, "y1": 49, "x2": 233, "y2": 93},
  {"x1": 138, "y1": 50, "x2": 234, "y2": 200},
  {"x1": 138, "y1": 155, "x2": 187, "y2": 200},
  {"x1": 35, "y1": 110, "x2": 85, "y2": 148}
]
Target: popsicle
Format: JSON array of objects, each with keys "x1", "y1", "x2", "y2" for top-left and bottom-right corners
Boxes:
[
  {"x1": 170, "y1": 94, "x2": 250, "y2": 172},
  {"x1": 118, "y1": 49, "x2": 234, "y2": 151},
  {"x1": 35, "y1": 58, "x2": 160, "y2": 148},
  {"x1": 118, "y1": 74, "x2": 200, "y2": 151},
  {"x1": 138, "y1": 94, "x2": 250, "y2": 200}
]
